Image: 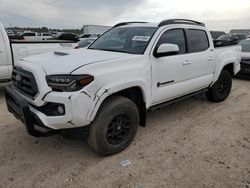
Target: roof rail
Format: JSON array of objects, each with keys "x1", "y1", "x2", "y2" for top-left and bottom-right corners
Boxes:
[
  {"x1": 158, "y1": 19, "x2": 205, "y2": 27},
  {"x1": 113, "y1": 22, "x2": 148, "y2": 28}
]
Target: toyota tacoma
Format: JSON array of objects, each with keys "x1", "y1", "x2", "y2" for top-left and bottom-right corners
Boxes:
[{"x1": 5, "y1": 19, "x2": 241, "y2": 156}]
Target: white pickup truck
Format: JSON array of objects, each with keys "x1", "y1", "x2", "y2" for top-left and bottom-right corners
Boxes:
[
  {"x1": 20, "y1": 31, "x2": 54, "y2": 41},
  {"x1": 0, "y1": 23, "x2": 77, "y2": 84},
  {"x1": 5, "y1": 19, "x2": 241, "y2": 156}
]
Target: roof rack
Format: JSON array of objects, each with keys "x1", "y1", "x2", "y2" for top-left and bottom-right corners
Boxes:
[
  {"x1": 113, "y1": 22, "x2": 148, "y2": 28},
  {"x1": 158, "y1": 19, "x2": 205, "y2": 27}
]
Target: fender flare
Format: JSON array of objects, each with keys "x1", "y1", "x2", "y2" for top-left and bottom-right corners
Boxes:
[
  {"x1": 86, "y1": 78, "x2": 150, "y2": 122},
  {"x1": 212, "y1": 60, "x2": 236, "y2": 84}
]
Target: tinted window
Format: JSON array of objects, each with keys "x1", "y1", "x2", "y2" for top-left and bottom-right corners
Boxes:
[
  {"x1": 186, "y1": 29, "x2": 209, "y2": 52},
  {"x1": 156, "y1": 29, "x2": 186, "y2": 54},
  {"x1": 43, "y1": 33, "x2": 51, "y2": 36},
  {"x1": 81, "y1": 34, "x2": 91, "y2": 38},
  {"x1": 22, "y1": 33, "x2": 36, "y2": 36},
  {"x1": 210, "y1": 31, "x2": 226, "y2": 40},
  {"x1": 217, "y1": 35, "x2": 231, "y2": 41},
  {"x1": 58, "y1": 34, "x2": 76, "y2": 40}
]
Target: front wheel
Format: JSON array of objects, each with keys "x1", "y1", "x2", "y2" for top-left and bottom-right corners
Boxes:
[
  {"x1": 88, "y1": 96, "x2": 139, "y2": 156},
  {"x1": 206, "y1": 70, "x2": 232, "y2": 102}
]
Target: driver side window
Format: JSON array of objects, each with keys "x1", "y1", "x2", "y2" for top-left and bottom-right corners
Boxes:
[{"x1": 156, "y1": 29, "x2": 186, "y2": 55}]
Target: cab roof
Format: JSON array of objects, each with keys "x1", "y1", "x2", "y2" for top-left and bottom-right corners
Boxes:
[{"x1": 113, "y1": 19, "x2": 205, "y2": 28}]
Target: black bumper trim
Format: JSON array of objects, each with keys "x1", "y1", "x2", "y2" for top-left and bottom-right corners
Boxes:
[{"x1": 4, "y1": 86, "x2": 58, "y2": 137}]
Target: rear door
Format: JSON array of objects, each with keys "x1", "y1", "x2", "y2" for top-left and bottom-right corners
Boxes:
[
  {"x1": 0, "y1": 31, "x2": 10, "y2": 81},
  {"x1": 184, "y1": 29, "x2": 215, "y2": 83}
]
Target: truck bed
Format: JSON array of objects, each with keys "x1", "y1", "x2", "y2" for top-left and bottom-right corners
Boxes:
[{"x1": 11, "y1": 40, "x2": 78, "y2": 63}]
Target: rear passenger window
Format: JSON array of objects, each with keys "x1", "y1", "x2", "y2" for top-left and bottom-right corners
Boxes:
[
  {"x1": 156, "y1": 29, "x2": 186, "y2": 54},
  {"x1": 186, "y1": 29, "x2": 209, "y2": 53}
]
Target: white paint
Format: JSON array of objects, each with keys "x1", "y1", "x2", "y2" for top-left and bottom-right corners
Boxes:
[
  {"x1": 9, "y1": 22, "x2": 241, "y2": 130},
  {"x1": 0, "y1": 22, "x2": 78, "y2": 82}
]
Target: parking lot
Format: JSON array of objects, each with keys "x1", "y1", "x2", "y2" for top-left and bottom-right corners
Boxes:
[{"x1": 0, "y1": 78, "x2": 249, "y2": 188}]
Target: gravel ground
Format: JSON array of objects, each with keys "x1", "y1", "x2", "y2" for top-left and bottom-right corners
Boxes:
[{"x1": 0, "y1": 78, "x2": 249, "y2": 188}]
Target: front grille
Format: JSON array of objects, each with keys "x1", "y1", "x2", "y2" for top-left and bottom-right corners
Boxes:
[{"x1": 12, "y1": 66, "x2": 38, "y2": 99}]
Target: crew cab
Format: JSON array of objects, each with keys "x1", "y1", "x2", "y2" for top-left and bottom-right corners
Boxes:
[
  {"x1": 0, "y1": 23, "x2": 78, "y2": 84},
  {"x1": 4, "y1": 19, "x2": 241, "y2": 156}
]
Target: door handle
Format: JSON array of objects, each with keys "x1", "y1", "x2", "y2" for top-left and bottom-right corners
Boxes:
[
  {"x1": 182, "y1": 60, "x2": 191, "y2": 65},
  {"x1": 208, "y1": 57, "x2": 214, "y2": 61}
]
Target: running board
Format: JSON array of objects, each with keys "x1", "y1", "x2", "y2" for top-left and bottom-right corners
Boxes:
[{"x1": 149, "y1": 88, "x2": 208, "y2": 111}]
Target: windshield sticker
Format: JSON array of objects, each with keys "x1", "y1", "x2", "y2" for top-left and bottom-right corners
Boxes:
[{"x1": 132, "y1": 36, "x2": 151, "y2": 42}]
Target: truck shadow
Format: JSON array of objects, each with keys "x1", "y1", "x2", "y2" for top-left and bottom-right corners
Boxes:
[{"x1": 0, "y1": 88, "x2": 208, "y2": 159}]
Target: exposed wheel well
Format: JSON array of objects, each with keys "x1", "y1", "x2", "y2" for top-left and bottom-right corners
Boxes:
[
  {"x1": 107, "y1": 87, "x2": 147, "y2": 127},
  {"x1": 222, "y1": 63, "x2": 234, "y2": 76}
]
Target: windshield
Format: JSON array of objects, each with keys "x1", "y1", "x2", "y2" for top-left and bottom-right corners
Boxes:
[
  {"x1": 240, "y1": 40, "x2": 250, "y2": 52},
  {"x1": 217, "y1": 35, "x2": 231, "y2": 41},
  {"x1": 89, "y1": 27, "x2": 157, "y2": 54}
]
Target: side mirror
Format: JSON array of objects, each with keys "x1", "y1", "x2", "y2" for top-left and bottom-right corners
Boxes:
[{"x1": 154, "y1": 43, "x2": 179, "y2": 58}]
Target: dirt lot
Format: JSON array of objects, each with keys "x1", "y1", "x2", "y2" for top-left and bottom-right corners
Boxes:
[{"x1": 0, "y1": 79, "x2": 249, "y2": 188}]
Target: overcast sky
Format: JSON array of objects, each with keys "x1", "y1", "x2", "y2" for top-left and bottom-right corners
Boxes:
[{"x1": 0, "y1": 0, "x2": 250, "y2": 31}]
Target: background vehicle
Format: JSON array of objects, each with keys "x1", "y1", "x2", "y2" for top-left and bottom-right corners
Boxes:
[
  {"x1": 217, "y1": 34, "x2": 247, "y2": 42},
  {"x1": 238, "y1": 39, "x2": 250, "y2": 75},
  {"x1": 50, "y1": 32, "x2": 78, "y2": 41},
  {"x1": 20, "y1": 31, "x2": 38, "y2": 40},
  {"x1": 5, "y1": 19, "x2": 241, "y2": 156},
  {"x1": 50, "y1": 31, "x2": 61, "y2": 37},
  {"x1": 20, "y1": 32, "x2": 54, "y2": 41},
  {"x1": 75, "y1": 38, "x2": 96, "y2": 48},
  {"x1": 40, "y1": 33, "x2": 55, "y2": 40},
  {"x1": 77, "y1": 33, "x2": 101, "y2": 41},
  {"x1": 0, "y1": 23, "x2": 78, "y2": 84},
  {"x1": 214, "y1": 34, "x2": 242, "y2": 47},
  {"x1": 82, "y1": 25, "x2": 111, "y2": 34},
  {"x1": 210, "y1": 31, "x2": 226, "y2": 40},
  {"x1": 6, "y1": 30, "x2": 15, "y2": 36}
]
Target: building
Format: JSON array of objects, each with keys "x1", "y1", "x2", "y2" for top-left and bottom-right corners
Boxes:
[
  {"x1": 82, "y1": 25, "x2": 111, "y2": 34},
  {"x1": 230, "y1": 29, "x2": 250, "y2": 35}
]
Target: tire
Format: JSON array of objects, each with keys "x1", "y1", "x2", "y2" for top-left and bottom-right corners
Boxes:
[
  {"x1": 206, "y1": 70, "x2": 232, "y2": 102},
  {"x1": 88, "y1": 96, "x2": 139, "y2": 156}
]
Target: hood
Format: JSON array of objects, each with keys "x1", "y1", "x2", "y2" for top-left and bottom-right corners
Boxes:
[
  {"x1": 241, "y1": 52, "x2": 250, "y2": 61},
  {"x1": 20, "y1": 49, "x2": 134, "y2": 75}
]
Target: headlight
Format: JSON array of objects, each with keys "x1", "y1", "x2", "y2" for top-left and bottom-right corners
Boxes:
[{"x1": 46, "y1": 75, "x2": 94, "y2": 92}]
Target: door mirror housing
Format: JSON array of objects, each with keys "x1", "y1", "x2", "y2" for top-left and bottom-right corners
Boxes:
[{"x1": 154, "y1": 43, "x2": 179, "y2": 58}]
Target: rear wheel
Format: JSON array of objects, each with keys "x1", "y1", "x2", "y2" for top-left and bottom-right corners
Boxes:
[
  {"x1": 88, "y1": 96, "x2": 139, "y2": 156},
  {"x1": 206, "y1": 70, "x2": 232, "y2": 102}
]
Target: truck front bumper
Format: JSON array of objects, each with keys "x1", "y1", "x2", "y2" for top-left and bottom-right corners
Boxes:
[
  {"x1": 5, "y1": 86, "x2": 94, "y2": 136},
  {"x1": 5, "y1": 86, "x2": 58, "y2": 137}
]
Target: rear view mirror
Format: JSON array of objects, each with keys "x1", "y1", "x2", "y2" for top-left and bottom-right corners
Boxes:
[{"x1": 154, "y1": 43, "x2": 179, "y2": 58}]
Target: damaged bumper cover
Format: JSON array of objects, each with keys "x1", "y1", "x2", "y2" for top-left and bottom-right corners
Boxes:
[{"x1": 5, "y1": 85, "x2": 97, "y2": 131}]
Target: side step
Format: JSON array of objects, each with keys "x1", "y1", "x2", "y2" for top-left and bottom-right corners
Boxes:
[{"x1": 149, "y1": 88, "x2": 208, "y2": 111}]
